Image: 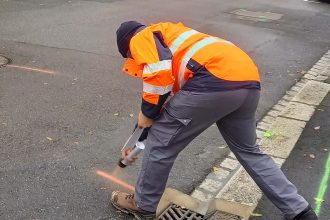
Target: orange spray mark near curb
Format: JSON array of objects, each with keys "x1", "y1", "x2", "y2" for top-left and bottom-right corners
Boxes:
[
  {"x1": 96, "y1": 169, "x2": 135, "y2": 192},
  {"x1": 7, "y1": 64, "x2": 56, "y2": 75}
]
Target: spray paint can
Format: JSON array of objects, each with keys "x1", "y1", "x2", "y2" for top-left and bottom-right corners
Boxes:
[
  {"x1": 118, "y1": 141, "x2": 145, "y2": 168},
  {"x1": 117, "y1": 126, "x2": 149, "y2": 168}
]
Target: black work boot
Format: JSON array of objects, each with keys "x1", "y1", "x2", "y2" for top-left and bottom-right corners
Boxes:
[
  {"x1": 293, "y1": 206, "x2": 318, "y2": 220},
  {"x1": 111, "y1": 191, "x2": 156, "y2": 220}
]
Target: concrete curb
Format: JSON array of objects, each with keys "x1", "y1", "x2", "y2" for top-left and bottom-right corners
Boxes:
[
  {"x1": 158, "y1": 50, "x2": 330, "y2": 218},
  {"x1": 188, "y1": 50, "x2": 330, "y2": 218}
]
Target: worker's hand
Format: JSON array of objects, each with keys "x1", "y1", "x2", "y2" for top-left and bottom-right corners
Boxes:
[
  {"x1": 138, "y1": 111, "x2": 153, "y2": 128},
  {"x1": 121, "y1": 148, "x2": 138, "y2": 165}
]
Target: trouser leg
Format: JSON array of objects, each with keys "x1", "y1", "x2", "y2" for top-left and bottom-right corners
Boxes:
[
  {"x1": 135, "y1": 89, "x2": 248, "y2": 212},
  {"x1": 216, "y1": 89, "x2": 308, "y2": 219}
]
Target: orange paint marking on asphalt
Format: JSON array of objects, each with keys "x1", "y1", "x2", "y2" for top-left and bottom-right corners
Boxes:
[
  {"x1": 7, "y1": 64, "x2": 56, "y2": 75},
  {"x1": 96, "y1": 169, "x2": 135, "y2": 192}
]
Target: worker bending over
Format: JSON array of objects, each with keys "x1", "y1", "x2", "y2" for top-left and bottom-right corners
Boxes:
[{"x1": 111, "y1": 21, "x2": 317, "y2": 220}]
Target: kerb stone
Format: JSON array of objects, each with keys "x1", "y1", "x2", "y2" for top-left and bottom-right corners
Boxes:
[
  {"x1": 200, "y1": 179, "x2": 224, "y2": 193},
  {"x1": 321, "y1": 67, "x2": 330, "y2": 76},
  {"x1": 191, "y1": 189, "x2": 214, "y2": 202},
  {"x1": 292, "y1": 81, "x2": 330, "y2": 106},
  {"x1": 281, "y1": 102, "x2": 315, "y2": 121},
  {"x1": 261, "y1": 117, "x2": 306, "y2": 158},
  {"x1": 220, "y1": 158, "x2": 240, "y2": 171},
  {"x1": 218, "y1": 168, "x2": 261, "y2": 206}
]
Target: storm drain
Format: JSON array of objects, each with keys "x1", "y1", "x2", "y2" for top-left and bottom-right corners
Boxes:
[
  {"x1": 0, "y1": 55, "x2": 10, "y2": 67},
  {"x1": 158, "y1": 204, "x2": 204, "y2": 220}
]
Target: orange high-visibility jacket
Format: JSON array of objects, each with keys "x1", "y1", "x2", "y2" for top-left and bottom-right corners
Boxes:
[{"x1": 123, "y1": 22, "x2": 260, "y2": 119}]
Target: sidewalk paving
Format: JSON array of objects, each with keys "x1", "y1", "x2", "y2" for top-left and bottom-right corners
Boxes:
[{"x1": 250, "y1": 81, "x2": 330, "y2": 219}]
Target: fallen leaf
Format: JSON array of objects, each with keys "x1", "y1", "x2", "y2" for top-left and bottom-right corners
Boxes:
[
  {"x1": 314, "y1": 126, "x2": 320, "y2": 130},
  {"x1": 213, "y1": 167, "x2": 220, "y2": 172},
  {"x1": 309, "y1": 154, "x2": 315, "y2": 159},
  {"x1": 263, "y1": 131, "x2": 274, "y2": 138},
  {"x1": 129, "y1": 114, "x2": 134, "y2": 117},
  {"x1": 46, "y1": 137, "x2": 53, "y2": 141},
  {"x1": 251, "y1": 213, "x2": 263, "y2": 217},
  {"x1": 114, "y1": 113, "x2": 119, "y2": 116}
]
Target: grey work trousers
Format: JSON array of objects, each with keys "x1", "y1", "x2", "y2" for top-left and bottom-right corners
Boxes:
[{"x1": 135, "y1": 89, "x2": 308, "y2": 219}]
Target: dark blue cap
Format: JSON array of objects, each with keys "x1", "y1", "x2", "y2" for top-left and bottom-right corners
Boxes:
[{"x1": 116, "y1": 21, "x2": 145, "y2": 58}]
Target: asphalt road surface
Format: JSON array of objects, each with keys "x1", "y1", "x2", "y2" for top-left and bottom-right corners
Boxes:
[{"x1": 1, "y1": 0, "x2": 330, "y2": 219}]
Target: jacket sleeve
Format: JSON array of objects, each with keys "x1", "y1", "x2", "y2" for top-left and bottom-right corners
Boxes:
[{"x1": 130, "y1": 30, "x2": 174, "y2": 119}]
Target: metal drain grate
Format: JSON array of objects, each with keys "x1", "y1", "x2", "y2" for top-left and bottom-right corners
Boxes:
[
  {"x1": 207, "y1": 211, "x2": 242, "y2": 220},
  {"x1": 158, "y1": 204, "x2": 204, "y2": 220}
]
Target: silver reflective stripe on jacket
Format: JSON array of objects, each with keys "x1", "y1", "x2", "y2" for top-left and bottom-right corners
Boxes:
[
  {"x1": 143, "y1": 60, "x2": 172, "y2": 75},
  {"x1": 143, "y1": 82, "x2": 174, "y2": 95},
  {"x1": 178, "y1": 37, "x2": 233, "y2": 88},
  {"x1": 169, "y1": 29, "x2": 199, "y2": 54}
]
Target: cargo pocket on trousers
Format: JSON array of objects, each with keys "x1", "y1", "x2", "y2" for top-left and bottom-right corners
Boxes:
[{"x1": 159, "y1": 107, "x2": 192, "y2": 146}]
